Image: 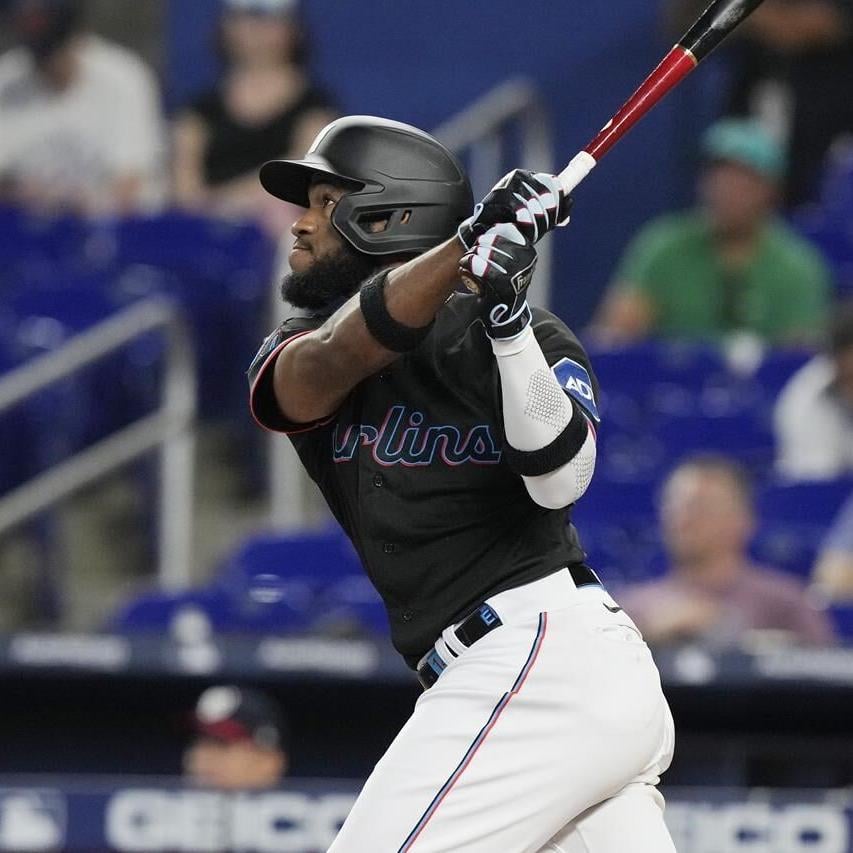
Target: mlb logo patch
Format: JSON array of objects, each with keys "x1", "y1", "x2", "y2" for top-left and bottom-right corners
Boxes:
[{"x1": 551, "y1": 358, "x2": 600, "y2": 422}]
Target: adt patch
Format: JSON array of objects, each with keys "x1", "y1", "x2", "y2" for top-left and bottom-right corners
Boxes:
[{"x1": 551, "y1": 358, "x2": 600, "y2": 422}]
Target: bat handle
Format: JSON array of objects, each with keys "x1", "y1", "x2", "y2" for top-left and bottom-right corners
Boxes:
[{"x1": 557, "y1": 151, "x2": 598, "y2": 195}]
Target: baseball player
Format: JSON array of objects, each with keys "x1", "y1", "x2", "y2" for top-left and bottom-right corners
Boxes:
[{"x1": 249, "y1": 115, "x2": 675, "y2": 852}]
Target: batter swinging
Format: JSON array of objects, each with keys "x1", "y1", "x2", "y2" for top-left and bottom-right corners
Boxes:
[{"x1": 249, "y1": 115, "x2": 676, "y2": 852}]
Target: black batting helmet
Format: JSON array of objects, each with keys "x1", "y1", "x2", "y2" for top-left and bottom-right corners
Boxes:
[{"x1": 260, "y1": 115, "x2": 473, "y2": 257}]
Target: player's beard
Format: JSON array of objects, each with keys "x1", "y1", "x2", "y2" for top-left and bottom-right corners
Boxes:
[{"x1": 281, "y1": 243, "x2": 379, "y2": 313}]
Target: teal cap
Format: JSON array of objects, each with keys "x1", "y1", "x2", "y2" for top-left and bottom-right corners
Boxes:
[{"x1": 701, "y1": 119, "x2": 786, "y2": 183}]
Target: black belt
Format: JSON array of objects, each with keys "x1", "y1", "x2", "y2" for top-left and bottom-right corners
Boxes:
[{"x1": 416, "y1": 564, "x2": 601, "y2": 690}]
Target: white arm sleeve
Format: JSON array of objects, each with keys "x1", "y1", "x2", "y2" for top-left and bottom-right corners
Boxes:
[{"x1": 492, "y1": 325, "x2": 596, "y2": 509}]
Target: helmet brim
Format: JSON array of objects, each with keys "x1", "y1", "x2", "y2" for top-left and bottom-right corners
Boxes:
[{"x1": 259, "y1": 156, "x2": 364, "y2": 207}]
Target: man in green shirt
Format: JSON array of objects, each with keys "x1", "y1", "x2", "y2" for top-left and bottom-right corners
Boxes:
[{"x1": 593, "y1": 119, "x2": 831, "y2": 345}]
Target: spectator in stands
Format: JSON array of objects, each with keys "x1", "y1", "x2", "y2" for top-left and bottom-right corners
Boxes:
[
  {"x1": 183, "y1": 685, "x2": 289, "y2": 789},
  {"x1": 0, "y1": 0, "x2": 165, "y2": 214},
  {"x1": 592, "y1": 119, "x2": 830, "y2": 346},
  {"x1": 775, "y1": 302, "x2": 853, "y2": 479},
  {"x1": 619, "y1": 455, "x2": 834, "y2": 647},
  {"x1": 172, "y1": 0, "x2": 336, "y2": 226},
  {"x1": 813, "y1": 493, "x2": 853, "y2": 600},
  {"x1": 666, "y1": 0, "x2": 853, "y2": 206}
]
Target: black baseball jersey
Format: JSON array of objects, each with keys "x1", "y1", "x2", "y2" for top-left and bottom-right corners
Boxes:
[{"x1": 249, "y1": 293, "x2": 601, "y2": 667}]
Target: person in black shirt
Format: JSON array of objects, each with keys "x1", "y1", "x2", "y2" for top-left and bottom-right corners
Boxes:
[
  {"x1": 666, "y1": 0, "x2": 853, "y2": 206},
  {"x1": 172, "y1": 0, "x2": 335, "y2": 221},
  {"x1": 249, "y1": 116, "x2": 675, "y2": 852}
]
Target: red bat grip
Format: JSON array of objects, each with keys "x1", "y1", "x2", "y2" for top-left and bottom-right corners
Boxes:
[{"x1": 584, "y1": 46, "x2": 698, "y2": 161}]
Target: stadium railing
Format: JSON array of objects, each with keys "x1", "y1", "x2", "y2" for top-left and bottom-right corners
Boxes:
[{"x1": 0, "y1": 295, "x2": 196, "y2": 590}]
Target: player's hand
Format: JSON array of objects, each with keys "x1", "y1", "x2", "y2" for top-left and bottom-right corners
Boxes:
[
  {"x1": 459, "y1": 223, "x2": 538, "y2": 341},
  {"x1": 457, "y1": 169, "x2": 572, "y2": 249}
]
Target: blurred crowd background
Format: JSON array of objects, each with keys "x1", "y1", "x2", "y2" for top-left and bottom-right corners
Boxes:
[{"x1": 0, "y1": 0, "x2": 852, "y2": 850}]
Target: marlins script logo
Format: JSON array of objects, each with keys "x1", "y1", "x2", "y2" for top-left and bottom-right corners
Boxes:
[{"x1": 333, "y1": 406, "x2": 502, "y2": 467}]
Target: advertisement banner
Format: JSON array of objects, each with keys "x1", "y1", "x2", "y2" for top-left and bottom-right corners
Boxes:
[{"x1": 0, "y1": 781, "x2": 851, "y2": 852}]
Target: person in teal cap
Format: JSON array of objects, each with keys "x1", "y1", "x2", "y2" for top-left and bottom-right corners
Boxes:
[{"x1": 592, "y1": 119, "x2": 831, "y2": 346}]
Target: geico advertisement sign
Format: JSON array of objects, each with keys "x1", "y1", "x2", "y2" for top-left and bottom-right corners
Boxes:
[
  {"x1": 106, "y1": 789, "x2": 357, "y2": 852},
  {"x1": 667, "y1": 802, "x2": 850, "y2": 853}
]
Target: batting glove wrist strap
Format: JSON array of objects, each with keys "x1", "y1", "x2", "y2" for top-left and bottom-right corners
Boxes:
[
  {"x1": 359, "y1": 270, "x2": 434, "y2": 353},
  {"x1": 457, "y1": 169, "x2": 572, "y2": 249},
  {"x1": 486, "y1": 301, "x2": 533, "y2": 341},
  {"x1": 503, "y1": 398, "x2": 591, "y2": 477}
]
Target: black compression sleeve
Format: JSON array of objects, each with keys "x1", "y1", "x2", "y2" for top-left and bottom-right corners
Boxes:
[{"x1": 359, "y1": 270, "x2": 434, "y2": 353}]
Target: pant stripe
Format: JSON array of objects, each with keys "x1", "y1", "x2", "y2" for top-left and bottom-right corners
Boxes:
[{"x1": 398, "y1": 612, "x2": 549, "y2": 852}]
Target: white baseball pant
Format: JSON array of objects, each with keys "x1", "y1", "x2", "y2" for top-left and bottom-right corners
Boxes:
[{"x1": 328, "y1": 569, "x2": 676, "y2": 852}]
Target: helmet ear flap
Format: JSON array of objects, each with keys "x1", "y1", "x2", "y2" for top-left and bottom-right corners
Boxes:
[
  {"x1": 331, "y1": 192, "x2": 397, "y2": 255},
  {"x1": 329, "y1": 192, "x2": 364, "y2": 252},
  {"x1": 333, "y1": 190, "x2": 469, "y2": 257}
]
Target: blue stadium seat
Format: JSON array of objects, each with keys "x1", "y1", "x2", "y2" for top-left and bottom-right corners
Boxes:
[
  {"x1": 790, "y1": 209, "x2": 853, "y2": 296},
  {"x1": 597, "y1": 391, "x2": 645, "y2": 434},
  {"x1": 654, "y1": 410, "x2": 773, "y2": 470},
  {"x1": 210, "y1": 528, "x2": 365, "y2": 631},
  {"x1": 586, "y1": 341, "x2": 728, "y2": 401},
  {"x1": 588, "y1": 342, "x2": 740, "y2": 485},
  {"x1": 756, "y1": 478, "x2": 853, "y2": 525},
  {"x1": 751, "y1": 349, "x2": 813, "y2": 401},
  {"x1": 110, "y1": 585, "x2": 315, "y2": 635},
  {"x1": 0, "y1": 333, "x2": 35, "y2": 493},
  {"x1": 4, "y1": 284, "x2": 151, "y2": 461},
  {"x1": 216, "y1": 528, "x2": 364, "y2": 592},
  {"x1": 111, "y1": 212, "x2": 272, "y2": 276},
  {"x1": 654, "y1": 341, "x2": 729, "y2": 388},
  {"x1": 112, "y1": 528, "x2": 368, "y2": 636},
  {"x1": 751, "y1": 479, "x2": 853, "y2": 578},
  {"x1": 107, "y1": 213, "x2": 276, "y2": 420},
  {"x1": 594, "y1": 430, "x2": 668, "y2": 484},
  {"x1": 6, "y1": 271, "x2": 118, "y2": 335},
  {"x1": 585, "y1": 342, "x2": 663, "y2": 399},
  {"x1": 314, "y1": 575, "x2": 390, "y2": 637},
  {"x1": 574, "y1": 519, "x2": 664, "y2": 585},
  {"x1": 110, "y1": 587, "x2": 234, "y2": 633},
  {"x1": 0, "y1": 206, "x2": 89, "y2": 285},
  {"x1": 0, "y1": 208, "x2": 276, "y2": 424},
  {"x1": 572, "y1": 478, "x2": 658, "y2": 525},
  {"x1": 750, "y1": 524, "x2": 827, "y2": 578},
  {"x1": 817, "y1": 142, "x2": 853, "y2": 219},
  {"x1": 828, "y1": 604, "x2": 853, "y2": 642}
]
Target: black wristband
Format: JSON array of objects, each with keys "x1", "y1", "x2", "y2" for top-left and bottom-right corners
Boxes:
[
  {"x1": 359, "y1": 270, "x2": 434, "y2": 353},
  {"x1": 502, "y1": 398, "x2": 591, "y2": 477}
]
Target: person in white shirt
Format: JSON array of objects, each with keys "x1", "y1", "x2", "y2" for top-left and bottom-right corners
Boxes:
[
  {"x1": 812, "y1": 493, "x2": 853, "y2": 601},
  {"x1": 774, "y1": 301, "x2": 853, "y2": 479},
  {"x1": 0, "y1": 0, "x2": 165, "y2": 215}
]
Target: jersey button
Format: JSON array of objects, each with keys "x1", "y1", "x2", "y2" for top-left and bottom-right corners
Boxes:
[
  {"x1": 372, "y1": 474, "x2": 384, "y2": 488},
  {"x1": 402, "y1": 610, "x2": 413, "y2": 622},
  {"x1": 383, "y1": 543, "x2": 397, "y2": 554}
]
